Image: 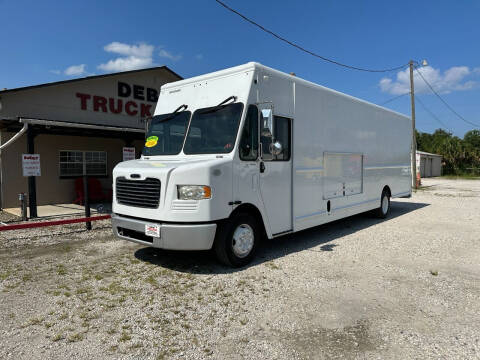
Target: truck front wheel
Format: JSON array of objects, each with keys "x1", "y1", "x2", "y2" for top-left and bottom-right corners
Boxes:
[{"x1": 214, "y1": 212, "x2": 259, "y2": 267}]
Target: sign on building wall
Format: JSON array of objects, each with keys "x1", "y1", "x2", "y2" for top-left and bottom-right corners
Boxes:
[
  {"x1": 76, "y1": 82, "x2": 159, "y2": 118},
  {"x1": 22, "y1": 154, "x2": 41, "y2": 176},
  {"x1": 123, "y1": 147, "x2": 136, "y2": 161}
]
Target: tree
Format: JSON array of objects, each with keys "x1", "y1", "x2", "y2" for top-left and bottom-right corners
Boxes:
[
  {"x1": 416, "y1": 129, "x2": 479, "y2": 175},
  {"x1": 464, "y1": 130, "x2": 480, "y2": 149}
]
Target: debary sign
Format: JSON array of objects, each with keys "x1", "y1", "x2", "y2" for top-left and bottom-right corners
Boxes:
[{"x1": 75, "y1": 82, "x2": 159, "y2": 118}]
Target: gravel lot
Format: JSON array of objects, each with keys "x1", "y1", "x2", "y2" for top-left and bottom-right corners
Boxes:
[{"x1": 0, "y1": 178, "x2": 479, "y2": 359}]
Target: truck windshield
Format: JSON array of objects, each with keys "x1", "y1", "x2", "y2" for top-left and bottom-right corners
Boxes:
[
  {"x1": 142, "y1": 111, "x2": 191, "y2": 156},
  {"x1": 183, "y1": 103, "x2": 244, "y2": 154}
]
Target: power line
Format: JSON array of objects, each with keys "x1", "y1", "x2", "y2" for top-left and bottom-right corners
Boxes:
[
  {"x1": 415, "y1": 95, "x2": 453, "y2": 133},
  {"x1": 214, "y1": 0, "x2": 409, "y2": 73},
  {"x1": 380, "y1": 92, "x2": 410, "y2": 106},
  {"x1": 415, "y1": 67, "x2": 480, "y2": 128}
]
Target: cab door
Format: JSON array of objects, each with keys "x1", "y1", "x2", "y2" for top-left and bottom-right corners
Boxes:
[
  {"x1": 258, "y1": 107, "x2": 293, "y2": 235},
  {"x1": 234, "y1": 104, "x2": 263, "y2": 218}
]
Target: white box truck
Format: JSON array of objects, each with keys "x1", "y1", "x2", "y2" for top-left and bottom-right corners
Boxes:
[{"x1": 112, "y1": 62, "x2": 412, "y2": 267}]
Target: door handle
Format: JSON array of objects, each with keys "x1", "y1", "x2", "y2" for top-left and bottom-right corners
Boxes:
[{"x1": 260, "y1": 161, "x2": 265, "y2": 173}]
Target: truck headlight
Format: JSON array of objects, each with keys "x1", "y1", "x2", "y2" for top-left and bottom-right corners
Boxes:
[{"x1": 177, "y1": 185, "x2": 212, "y2": 200}]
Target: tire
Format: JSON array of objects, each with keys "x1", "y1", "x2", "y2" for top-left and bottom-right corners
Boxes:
[
  {"x1": 374, "y1": 189, "x2": 390, "y2": 219},
  {"x1": 214, "y1": 212, "x2": 259, "y2": 267}
]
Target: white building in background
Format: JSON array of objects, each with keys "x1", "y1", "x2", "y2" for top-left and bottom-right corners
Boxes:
[{"x1": 416, "y1": 150, "x2": 442, "y2": 177}]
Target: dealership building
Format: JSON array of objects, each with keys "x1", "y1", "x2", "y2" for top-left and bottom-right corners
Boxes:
[{"x1": 0, "y1": 66, "x2": 181, "y2": 214}]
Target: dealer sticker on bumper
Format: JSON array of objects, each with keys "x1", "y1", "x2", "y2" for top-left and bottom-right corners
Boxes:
[{"x1": 145, "y1": 224, "x2": 160, "y2": 238}]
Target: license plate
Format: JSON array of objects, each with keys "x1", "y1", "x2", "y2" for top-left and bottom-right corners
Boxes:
[{"x1": 145, "y1": 224, "x2": 160, "y2": 238}]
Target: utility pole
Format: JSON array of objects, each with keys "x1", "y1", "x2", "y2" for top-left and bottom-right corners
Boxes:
[{"x1": 409, "y1": 60, "x2": 417, "y2": 189}]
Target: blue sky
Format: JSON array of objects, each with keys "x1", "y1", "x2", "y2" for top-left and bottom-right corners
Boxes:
[{"x1": 1, "y1": 0, "x2": 479, "y2": 136}]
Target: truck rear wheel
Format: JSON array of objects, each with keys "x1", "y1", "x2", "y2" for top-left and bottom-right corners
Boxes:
[
  {"x1": 374, "y1": 189, "x2": 390, "y2": 218},
  {"x1": 214, "y1": 212, "x2": 258, "y2": 267}
]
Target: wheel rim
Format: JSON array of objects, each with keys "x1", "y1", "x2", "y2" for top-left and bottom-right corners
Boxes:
[
  {"x1": 382, "y1": 195, "x2": 389, "y2": 214},
  {"x1": 232, "y1": 224, "x2": 254, "y2": 258}
]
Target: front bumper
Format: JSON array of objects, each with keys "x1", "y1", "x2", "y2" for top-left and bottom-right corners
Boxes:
[{"x1": 111, "y1": 213, "x2": 217, "y2": 250}]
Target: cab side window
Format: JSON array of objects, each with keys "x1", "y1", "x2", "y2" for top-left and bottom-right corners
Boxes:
[
  {"x1": 261, "y1": 115, "x2": 291, "y2": 161},
  {"x1": 239, "y1": 105, "x2": 259, "y2": 161},
  {"x1": 272, "y1": 116, "x2": 291, "y2": 161}
]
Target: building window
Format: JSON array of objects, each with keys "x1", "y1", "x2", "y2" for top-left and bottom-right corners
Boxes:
[{"x1": 59, "y1": 151, "x2": 107, "y2": 177}]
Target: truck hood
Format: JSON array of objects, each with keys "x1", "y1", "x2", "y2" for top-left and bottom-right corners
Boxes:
[{"x1": 113, "y1": 157, "x2": 227, "y2": 179}]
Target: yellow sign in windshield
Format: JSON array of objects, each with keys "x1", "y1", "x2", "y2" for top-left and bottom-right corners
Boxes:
[{"x1": 145, "y1": 136, "x2": 158, "y2": 148}]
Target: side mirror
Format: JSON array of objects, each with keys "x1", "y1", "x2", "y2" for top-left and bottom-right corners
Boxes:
[
  {"x1": 261, "y1": 109, "x2": 273, "y2": 137},
  {"x1": 269, "y1": 140, "x2": 283, "y2": 156}
]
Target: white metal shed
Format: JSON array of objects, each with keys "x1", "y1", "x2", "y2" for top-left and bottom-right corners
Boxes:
[{"x1": 416, "y1": 150, "x2": 442, "y2": 177}]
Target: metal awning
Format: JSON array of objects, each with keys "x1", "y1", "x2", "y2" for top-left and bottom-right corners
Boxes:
[
  {"x1": 19, "y1": 117, "x2": 145, "y2": 133},
  {"x1": 0, "y1": 117, "x2": 146, "y2": 140}
]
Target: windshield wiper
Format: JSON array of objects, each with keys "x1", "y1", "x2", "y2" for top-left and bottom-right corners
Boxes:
[
  {"x1": 155, "y1": 104, "x2": 189, "y2": 123},
  {"x1": 173, "y1": 104, "x2": 188, "y2": 113},
  {"x1": 200, "y1": 96, "x2": 237, "y2": 114}
]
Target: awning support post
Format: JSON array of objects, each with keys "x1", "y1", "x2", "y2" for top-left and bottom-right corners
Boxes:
[
  {"x1": 83, "y1": 159, "x2": 91, "y2": 230},
  {"x1": 26, "y1": 126, "x2": 38, "y2": 219}
]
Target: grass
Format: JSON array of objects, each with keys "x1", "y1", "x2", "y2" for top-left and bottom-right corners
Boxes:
[
  {"x1": 24, "y1": 317, "x2": 44, "y2": 327},
  {"x1": 156, "y1": 351, "x2": 168, "y2": 360},
  {"x1": 413, "y1": 185, "x2": 432, "y2": 192},
  {"x1": 101, "y1": 281, "x2": 132, "y2": 296},
  {"x1": 145, "y1": 275, "x2": 159, "y2": 287},
  {"x1": 441, "y1": 174, "x2": 480, "y2": 180},
  {"x1": 58, "y1": 284, "x2": 71, "y2": 290},
  {"x1": 119, "y1": 331, "x2": 132, "y2": 342},
  {"x1": 75, "y1": 287, "x2": 92, "y2": 296},
  {"x1": 44, "y1": 322, "x2": 55, "y2": 329},
  {"x1": 67, "y1": 332, "x2": 84, "y2": 342},
  {"x1": 56, "y1": 264, "x2": 67, "y2": 276},
  {"x1": 21, "y1": 273, "x2": 32, "y2": 282},
  {"x1": 0, "y1": 270, "x2": 12, "y2": 280},
  {"x1": 265, "y1": 261, "x2": 281, "y2": 270},
  {"x1": 52, "y1": 333, "x2": 64, "y2": 342}
]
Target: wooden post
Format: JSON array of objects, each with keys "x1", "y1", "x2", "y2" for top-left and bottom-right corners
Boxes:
[
  {"x1": 83, "y1": 155, "x2": 91, "y2": 230},
  {"x1": 409, "y1": 60, "x2": 417, "y2": 189}
]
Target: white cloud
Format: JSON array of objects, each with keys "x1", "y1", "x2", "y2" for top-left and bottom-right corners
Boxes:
[
  {"x1": 380, "y1": 65, "x2": 477, "y2": 95},
  {"x1": 104, "y1": 42, "x2": 154, "y2": 58},
  {"x1": 158, "y1": 48, "x2": 182, "y2": 62},
  {"x1": 98, "y1": 56, "x2": 153, "y2": 72},
  {"x1": 64, "y1": 64, "x2": 86, "y2": 76},
  {"x1": 49, "y1": 69, "x2": 61, "y2": 75},
  {"x1": 97, "y1": 41, "x2": 183, "y2": 73},
  {"x1": 98, "y1": 41, "x2": 154, "y2": 72}
]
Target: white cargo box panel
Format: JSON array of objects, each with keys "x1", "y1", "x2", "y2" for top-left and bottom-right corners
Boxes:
[{"x1": 323, "y1": 152, "x2": 363, "y2": 200}]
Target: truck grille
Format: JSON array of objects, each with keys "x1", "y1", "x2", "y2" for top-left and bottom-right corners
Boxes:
[{"x1": 116, "y1": 177, "x2": 161, "y2": 208}]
